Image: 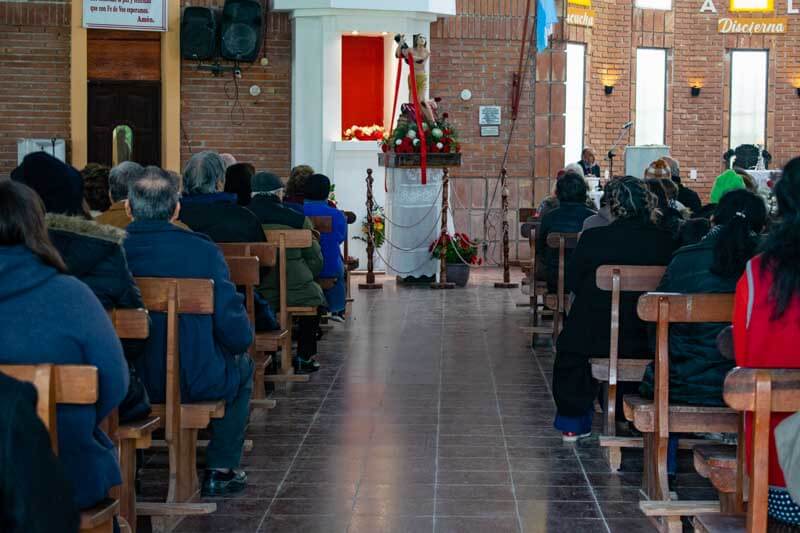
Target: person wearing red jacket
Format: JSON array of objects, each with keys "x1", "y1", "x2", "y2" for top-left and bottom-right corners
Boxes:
[{"x1": 733, "y1": 156, "x2": 800, "y2": 526}]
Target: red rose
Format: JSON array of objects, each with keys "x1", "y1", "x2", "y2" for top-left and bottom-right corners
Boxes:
[{"x1": 381, "y1": 143, "x2": 389, "y2": 153}]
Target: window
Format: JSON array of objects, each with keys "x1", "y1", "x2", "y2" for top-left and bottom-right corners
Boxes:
[
  {"x1": 635, "y1": 48, "x2": 667, "y2": 146},
  {"x1": 729, "y1": 50, "x2": 768, "y2": 148},
  {"x1": 730, "y1": 0, "x2": 772, "y2": 12},
  {"x1": 635, "y1": 0, "x2": 671, "y2": 10},
  {"x1": 341, "y1": 36, "x2": 385, "y2": 140},
  {"x1": 564, "y1": 43, "x2": 586, "y2": 166}
]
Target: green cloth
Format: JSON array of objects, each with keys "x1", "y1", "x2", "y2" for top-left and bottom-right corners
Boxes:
[
  {"x1": 257, "y1": 219, "x2": 326, "y2": 311},
  {"x1": 710, "y1": 169, "x2": 745, "y2": 204}
]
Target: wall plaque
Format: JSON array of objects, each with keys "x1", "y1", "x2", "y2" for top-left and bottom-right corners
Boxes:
[
  {"x1": 479, "y1": 106, "x2": 501, "y2": 126},
  {"x1": 84, "y1": 0, "x2": 167, "y2": 31}
]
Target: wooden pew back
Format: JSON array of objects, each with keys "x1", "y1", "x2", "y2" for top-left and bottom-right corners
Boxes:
[
  {"x1": 218, "y1": 243, "x2": 277, "y2": 268},
  {"x1": 545, "y1": 232, "x2": 580, "y2": 338},
  {"x1": 724, "y1": 368, "x2": 800, "y2": 532}
]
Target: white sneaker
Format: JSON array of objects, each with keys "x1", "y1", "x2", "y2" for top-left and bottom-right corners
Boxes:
[{"x1": 562, "y1": 431, "x2": 591, "y2": 443}]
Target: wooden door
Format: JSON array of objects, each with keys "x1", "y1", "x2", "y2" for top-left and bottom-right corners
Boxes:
[{"x1": 88, "y1": 81, "x2": 161, "y2": 167}]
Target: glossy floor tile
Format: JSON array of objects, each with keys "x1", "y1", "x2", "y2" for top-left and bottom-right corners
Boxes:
[{"x1": 138, "y1": 270, "x2": 689, "y2": 532}]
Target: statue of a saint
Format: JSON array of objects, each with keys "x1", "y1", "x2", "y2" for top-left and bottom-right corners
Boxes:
[{"x1": 394, "y1": 34, "x2": 436, "y2": 124}]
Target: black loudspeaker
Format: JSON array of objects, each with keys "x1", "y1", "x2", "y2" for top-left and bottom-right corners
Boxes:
[
  {"x1": 220, "y1": 0, "x2": 263, "y2": 62},
  {"x1": 181, "y1": 7, "x2": 219, "y2": 60}
]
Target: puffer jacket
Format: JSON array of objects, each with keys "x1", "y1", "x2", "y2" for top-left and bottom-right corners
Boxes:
[
  {"x1": 639, "y1": 228, "x2": 736, "y2": 406},
  {"x1": 258, "y1": 220, "x2": 326, "y2": 311}
]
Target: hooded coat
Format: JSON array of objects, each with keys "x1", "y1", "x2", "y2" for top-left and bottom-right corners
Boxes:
[
  {"x1": 0, "y1": 245, "x2": 128, "y2": 510},
  {"x1": 179, "y1": 192, "x2": 266, "y2": 243},
  {"x1": 639, "y1": 229, "x2": 737, "y2": 405},
  {"x1": 0, "y1": 372, "x2": 79, "y2": 533},
  {"x1": 258, "y1": 220, "x2": 326, "y2": 311},
  {"x1": 123, "y1": 220, "x2": 253, "y2": 404}
]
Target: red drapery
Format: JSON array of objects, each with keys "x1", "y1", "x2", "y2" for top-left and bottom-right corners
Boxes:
[{"x1": 341, "y1": 36, "x2": 384, "y2": 139}]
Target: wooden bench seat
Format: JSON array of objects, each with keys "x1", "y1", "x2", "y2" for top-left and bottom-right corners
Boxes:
[
  {"x1": 693, "y1": 444, "x2": 740, "y2": 513},
  {"x1": 590, "y1": 357, "x2": 651, "y2": 382},
  {"x1": 626, "y1": 293, "x2": 735, "y2": 532},
  {"x1": 80, "y1": 499, "x2": 120, "y2": 533},
  {"x1": 545, "y1": 232, "x2": 580, "y2": 341},
  {"x1": 692, "y1": 514, "x2": 746, "y2": 532},
  {"x1": 150, "y1": 401, "x2": 225, "y2": 430},
  {"x1": 623, "y1": 395, "x2": 738, "y2": 433}
]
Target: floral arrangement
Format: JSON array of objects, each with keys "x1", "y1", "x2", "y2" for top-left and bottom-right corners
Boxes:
[
  {"x1": 354, "y1": 205, "x2": 385, "y2": 249},
  {"x1": 343, "y1": 124, "x2": 385, "y2": 141},
  {"x1": 380, "y1": 99, "x2": 461, "y2": 155},
  {"x1": 429, "y1": 232, "x2": 482, "y2": 265}
]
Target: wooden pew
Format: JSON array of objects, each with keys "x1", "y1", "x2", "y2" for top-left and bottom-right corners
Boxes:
[
  {"x1": 624, "y1": 293, "x2": 738, "y2": 532},
  {"x1": 307, "y1": 215, "x2": 338, "y2": 291},
  {"x1": 108, "y1": 308, "x2": 160, "y2": 533},
  {"x1": 343, "y1": 210, "x2": 358, "y2": 303},
  {"x1": 590, "y1": 265, "x2": 666, "y2": 472},
  {"x1": 133, "y1": 278, "x2": 219, "y2": 532},
  {"x1": 694, "y1": 368, "x2": 800, "y2": 532},
  {"x1": 263, "y1": 229, "x2": 316, "y2": 383},
  {"x1": 544, "y1": 232, "x2": 580, "y2": 341},
  {"x1": 218, "y1": 243, "x2": 288, "y2": 407},
  {"x1": 518, "y1": 212, "x2": 553, "y2": 344},
  {"x1": 0, "y1": 363, "x2": 121, "y2": 533}
]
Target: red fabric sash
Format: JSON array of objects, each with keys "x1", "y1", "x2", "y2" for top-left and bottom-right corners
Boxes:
[
  {"x1": 405, "y1": 51, "x2": 428, "y2": 185},
  {"x1": 389, "y1": 57, "x2": 403, "y2": 137}
]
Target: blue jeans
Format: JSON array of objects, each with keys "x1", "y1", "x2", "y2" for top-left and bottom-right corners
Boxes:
[
  {"x1": 323, "y1": 268, "x2": 346, "y2": 314},
  {"x1": 206, "y1": 354, "x2": 254, "y2": 470}
]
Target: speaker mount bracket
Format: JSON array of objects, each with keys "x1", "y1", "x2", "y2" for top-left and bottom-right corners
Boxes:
[{"x1": 196, "y1": 61, "x2": 242, "y2": 78}]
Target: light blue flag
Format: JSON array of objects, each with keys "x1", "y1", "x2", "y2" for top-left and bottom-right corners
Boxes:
[{"x1": 536, "y1": 0, "x2": 559, "y2": 52}]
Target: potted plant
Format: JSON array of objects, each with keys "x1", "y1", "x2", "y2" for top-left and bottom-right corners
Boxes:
[{"x1": 429, "y1": 232, "x2": 483, "y2": 287}]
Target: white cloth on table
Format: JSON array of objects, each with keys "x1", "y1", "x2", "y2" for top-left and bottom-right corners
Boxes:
[
  {"x1": 384, "y1": 168, "x2": 443, "y2": 278},
  {"x1": 747, "y1": 170, "x2": 780, "y2": 193}
]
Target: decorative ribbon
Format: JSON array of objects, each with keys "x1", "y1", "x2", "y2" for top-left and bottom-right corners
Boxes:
[{"x1": 405, "y1": 50, "x2": 428, "y2": 185}]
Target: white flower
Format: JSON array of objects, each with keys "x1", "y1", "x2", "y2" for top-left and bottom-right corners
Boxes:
[
  {"x1": 413, "y1": 138, "x2": 420, "y2": 146},
  {"x1": 436, "y1": 142, "x2": 444, "y2": 150},
  {"x1": 431, "y1": 128, "x2": 444, "y2": 139},
  {"x1": 395, "y1": 139, "x2": 403, "y2": 146},
  {"x1": 407, "y1": 130, "x2": 417, "y2": 139}
]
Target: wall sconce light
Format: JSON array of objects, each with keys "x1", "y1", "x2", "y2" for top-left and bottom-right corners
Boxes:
[
  {"x1": 691, "y1": 85, "x2": 702, "y2": 97},
  {"x1": 604, "y1": 85, "x2": 614, "y2": 95}
]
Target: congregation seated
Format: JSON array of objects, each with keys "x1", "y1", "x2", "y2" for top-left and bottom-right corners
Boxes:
[
  {"x1": 552, "y1": 176, "x2": 677, "y2": 441},
  {"x1": 224, "y1": 162, "x2": 255, "y2": 207},
  {"x1": 303, "y1": 174, "x2": 347, "y2": 319},
  {"x1": 123, "y1": 168, "x2": 255, "y2": 496},
  {"x1": 12, "y1": 152, "x2": 151, "y2": 422},
  {"x1": 0, "y1": 371, "x2": 79, "y2": 533},
  {"x1": 179, "y1": 150, "x2": 265, "y2": 243},
  {"x1": 733, "y1": 156, "x2": 800, "y2": 526},
  {"x1": 535, "y1": 171, "x2": 595, "y2": 292},
  {"x1": 254, "y1": 175, "x2": 326, "y2": 373},
  {"x1": 0, "y1": 180, "x2": 128, "y2": 512},
  {"x1": 662, "y1": 155, "x2": 702, "y2": 215},
  {"x1": 284, "y1": 164, "x2": 315, "y2": 214}
]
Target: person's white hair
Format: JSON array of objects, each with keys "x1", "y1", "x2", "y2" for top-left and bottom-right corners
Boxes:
[
  {"x1": 220, "y1": 153, "x2": 237, "y2": 169},
  {"x1": 564, "y1": 163, "x2": 585, "y2": 177},
  {"x1": 183, "y1": 151, "x2": 226, "y2": 195}
]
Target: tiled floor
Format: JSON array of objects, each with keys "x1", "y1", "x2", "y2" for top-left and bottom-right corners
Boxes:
[{"x1": 140, "y1": 269, "x2": 704, "y2": 532}]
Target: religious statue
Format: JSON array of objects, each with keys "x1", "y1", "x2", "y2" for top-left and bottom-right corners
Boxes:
[{"x1": 394, "y1": 34, "x2": 437, "y2": 124}]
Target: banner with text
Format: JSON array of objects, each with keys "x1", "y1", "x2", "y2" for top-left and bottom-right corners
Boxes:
[{"x1": 83, "y1": 0, "x2": 167, "y2": 31}]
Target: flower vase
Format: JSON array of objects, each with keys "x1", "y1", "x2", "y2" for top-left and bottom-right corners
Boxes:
[{"x1": 445, "y1": 263, "x2": 470, "y2": 287}]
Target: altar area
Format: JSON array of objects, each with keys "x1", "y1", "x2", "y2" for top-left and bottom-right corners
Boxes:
[{"x1": 269, "y1": 0, "x2": 456, "y2": 268}]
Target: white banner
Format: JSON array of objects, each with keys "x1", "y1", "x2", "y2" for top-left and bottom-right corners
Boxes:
[{"x1": 83, "y1": 0, "x2": 167, "y2": 31}]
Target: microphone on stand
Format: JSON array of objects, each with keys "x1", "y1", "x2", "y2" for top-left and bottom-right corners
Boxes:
[{"x1": 607, "y1": 120, "x2": 633, "y2": 177}]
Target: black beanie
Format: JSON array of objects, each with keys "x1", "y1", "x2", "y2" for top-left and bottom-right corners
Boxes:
[
  {"x1": 304, "y1": 173, "x2": 331, "y2": 201},
  {"x1": 11, "y1": 152, "x2": 84, "y2": 216}
]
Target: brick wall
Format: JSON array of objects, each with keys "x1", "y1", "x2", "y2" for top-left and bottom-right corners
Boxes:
[
  {"x1": 179, "y1": 9, "x2": 292, "y2": 176},
  {"x1": 431, "y1": 0, "x2": 535, "y2": 262},
  {"x1": 576, "y1": 0, "x2": 800, "y2": 198},
  {"x1": 0, "y1": 1, "x2": 71, "y2": 174}
]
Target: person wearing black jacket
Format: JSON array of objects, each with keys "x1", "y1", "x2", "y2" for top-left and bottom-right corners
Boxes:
[
  {"x1": 640, "y1": 189, "x2": 767, "y2": 405},
  {"x1": 662, "y1": 156, "x2": 702, "y2": 215},
  {"x1": 552, "y1": 176, "x2": 677, "y2": 442},
  {"x1": 179, "y1": 151, "x2": 266, "y2": 243},
  {"x1": 247, "y1": 172, "x2": 307, "y2": 229},
  {"x1": 536, "y1": 172, "x2": 596, "y2": 292},
  {"x1": 0, "y1": 372, "x2": 79, "y2": 533},
  {"x1": 577, "y1": 148, "x2": 601, "y2": 178}
]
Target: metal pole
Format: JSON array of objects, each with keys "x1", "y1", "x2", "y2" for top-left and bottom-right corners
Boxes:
[
  {"x1": 359, "y1": 168, "x2": 383, "y2": 290},
  {"x1": 495, "y1": 167, "x2": 519, "y2": 289},
  {"x1": 431, "y1": 168, "x2": 455, "y2": 289}
]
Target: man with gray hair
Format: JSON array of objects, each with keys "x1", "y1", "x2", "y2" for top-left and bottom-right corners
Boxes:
[
  {"x1": 248, "y1": 171, "x2": 306, "y2": 229},
  {"x1": 662, "y1": 155, "x2": 701, "y2": 214},
  {"x1": 95, "y1": 161, "x2": 144, "y2": 228},
  {"x1": 178, "y1": 151, "x2": 265, "y2": 243},
  {"x1": 123, "y1": 166, "x2": 255, "y2": 496}
]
